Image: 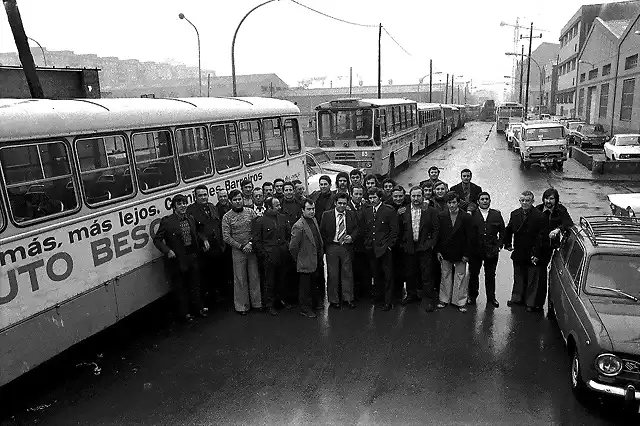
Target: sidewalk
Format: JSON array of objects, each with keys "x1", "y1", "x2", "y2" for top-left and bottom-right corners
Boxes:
[{"x1": 551, "y1": 158, "x2": 640, "y2": 182}]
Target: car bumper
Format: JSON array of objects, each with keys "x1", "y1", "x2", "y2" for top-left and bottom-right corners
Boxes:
[{"x1": 588, "y1": 380, "x2": 640, "y2": 400}]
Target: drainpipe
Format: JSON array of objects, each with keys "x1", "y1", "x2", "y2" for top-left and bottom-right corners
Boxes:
[{"x1": 610, "y1": 13, "x2": 640, "y2": 137}]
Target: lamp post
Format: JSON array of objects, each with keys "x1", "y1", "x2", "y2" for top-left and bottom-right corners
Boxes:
[
  {"x1": 232, "y1": 0, "x2": 277, "y2": 97},
  {"x1": 27, "y1": 37, "x2": 46, "y2": 66},
  {"x1": 179, "y1": 13, "x2": 201, "y2": 97}
]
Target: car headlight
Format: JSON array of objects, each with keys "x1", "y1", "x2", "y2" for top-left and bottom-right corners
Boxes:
[
  {"x1": 620, "y1": 154, "x2": 630, "y2": 159},
  {"x1": 596, "y1": 354, "x2": 623, "y2": 376},
  {"x1": 527, "y1": 147, "x2": 533, "y2": 152}
]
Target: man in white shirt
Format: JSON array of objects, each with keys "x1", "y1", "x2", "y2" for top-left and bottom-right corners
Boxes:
[{"x1": 252, "y1": 187, "x2": 266, "y2": 217}]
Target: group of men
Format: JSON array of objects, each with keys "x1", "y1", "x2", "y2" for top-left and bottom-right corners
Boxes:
[{"x1": 153, "y1": 166, "x2": 574, "y2": 322}]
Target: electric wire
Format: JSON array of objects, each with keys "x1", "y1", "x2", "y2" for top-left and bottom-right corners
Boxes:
[
  {"x1": 289, "y1": 0, "x2": 378, "y2": 28},
  {"x1": 382, "y1": 27, "x2": 412, "y2": 56}
]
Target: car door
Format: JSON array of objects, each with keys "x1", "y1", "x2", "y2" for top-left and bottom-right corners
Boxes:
[
  {"x1": 551, "y1": 232, "x2": 575, "y2": 331},
  {"x1": 561, "y1": 240, "x2": 587, "y2": 341}
]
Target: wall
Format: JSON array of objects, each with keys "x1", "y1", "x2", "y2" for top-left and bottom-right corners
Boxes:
[
  {"x1": 0, "y1": 67, "x2": 100, "y2": 99},
  {"x1": 612, "y1": 16, "x2": 640, "y2": 134}
]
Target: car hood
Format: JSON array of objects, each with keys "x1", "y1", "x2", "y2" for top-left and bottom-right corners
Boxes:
[
  {"x1": 320, "y1": 162, "x2": 354, "y2": 173},
  {"x1": 611, "y1": 146, "x2": 640, "y2": 154},
  {"x1": 591, "y1": 300, "x2": 640, "y2": 355}
]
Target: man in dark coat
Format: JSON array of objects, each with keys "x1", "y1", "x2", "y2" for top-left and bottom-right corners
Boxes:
[
  {"x1": 450, "y1": 168, "x2": 482, "y2": 212},
  {"x1": 398, "y1": 186, "x2": 440, "y2": 311},
  {"x1": 468, "y1": 191, "x2": 505, "y2": 307},
  {"x1": 154, "y1": 194, "x2": 207, "y2": 322},
  {"x1": 504, "y1": 190, "x2": 545, "y2": 312},
  {"x1": 348, "y1": 185, "x2": 371, "y2": 300},
  {"x1": 387, "y1": 186, "x2": 410, "y2": 301},
  {"x1": 309, "y1": 175, "x2": 337, "y2": 223},
  {"x1": 187, "y1": 185, "x2": 225, "y2": 307},
  {"x1": 361, "y1": 187, "x2": 399, "y2": 311},
  {"x1": 215, "y1": 189, "x2": 233, "y2": 303},
  {"x1": 252, "y1": 197, "x2": 291, "y2": 316},
  {"x1": 281, "y1": 181, "x2": 303, "y2": 226}
]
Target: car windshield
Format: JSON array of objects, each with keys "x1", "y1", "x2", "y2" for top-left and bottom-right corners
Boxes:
[
  {"x1": 582, "y1": 124, "x2": 604, "y2": 134},
  {"x1": 616, "y1": 136, "x2": 640, "y2": 146},
  {"x1": 586, "y1": 254, "x2": 640, "y2": 298},
  {"x1": 568, "y1": 123, "x2": 582, "y2": 130},
  {"x1": 525, "y1": 127, "x2": 564, "y2": 141},
  {"x1": 318, "y1": 109, "x2": 373, "y2": 140},
  {"x1": 311, "y1": 151, "x2": 331, "y2": 164}
]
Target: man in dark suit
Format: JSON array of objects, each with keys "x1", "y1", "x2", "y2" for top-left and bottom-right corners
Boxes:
[
  {"x1": 154, "y1": 194, "x2": 207, "y2": 322},
  {"x1": 252, "y1": 197, "x2": 291, "y2": 316},
  {"x1": 387, "y1": 185, "x2": 410, "y2": 301},
  {"x1": 290, "y1": 198, "x2": 324, "y2": 318},
  {"x1": 361, "y1": 187, "x2": 399, "y2": 311},
  {"x1": 320, "y1": 192, "x2": 359, "y2": 309},
  {"x1": 215, "y1": 188, "x2": 233, "y2": 303},
  {"x1": 187, "y1": 185, "x2": 225, "y2": 308},
  {"x1": 450, "y1": 168, "x2": 482, "y2": 212},
  {"x1": 348, "y1": 185, "x2": 370, "y2": 300},
  {"x1": 436, "y1": 191, "x2": 472, "y2": 313},
  {"x1": 468, "y1": 191, "x2": 505, "y2": 307},
  {"x1": 504, "y1": 190, "x2": 545, "y2": 312},
  {"x1": 398, "y1": 186, "x2": 440, "y2": 311}
]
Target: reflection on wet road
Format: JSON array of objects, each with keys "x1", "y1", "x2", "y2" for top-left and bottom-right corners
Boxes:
[{"x1": 2, "y1": 122, "x2": 639, "y2": 426}]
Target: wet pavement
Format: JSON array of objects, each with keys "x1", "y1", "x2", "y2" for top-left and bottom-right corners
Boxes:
[{"x1": 2, "y1": 122, "x2": 640, "y2": 426}]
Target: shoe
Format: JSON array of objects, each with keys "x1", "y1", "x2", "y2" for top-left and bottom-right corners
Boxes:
[
  {"x1": 266, "y1": 307, "x2": 278, "y2": 316},
  {"x1": 506, "y1": 300, "x2": 523, "y2": 307},
  {"x1": 458, "y1": 306, "x2": 468, "y2": 313},
  {"x1": 382, "y1": 303, "x2": 393, "y2": 311},
  {"x1": 436, "y1": 302, "x2": 447, "y2": 309},
  {"x1": 423, "y1": 303, "x2": 434, "y2": 313},
  {"x1": 344, "y1": 301, "x2": 356, "y2": 309},
  {"x1": 236, "y1": 310, "x2": 248, "y2": 316},
  {"x1": 300, "y1": 310, "x2": 317, "y2": 318},
  {"x1": 489, "y1": 299, "x2": 500, "y2": 308},
  {"x1": 466, "y1": 298, "x2": 476, "y2": 306},
  {"x1": 198, "y1": 308, "x2": 209, "y2": 317},
  {"x1": 329, "y1": 303, "x2": 341, "y2": 309},
  {"x1": 185, "y1": 314, "x2": 194, "y2": 322},
  {"x1": 401, "y1": 295, "x2": 418, "y2": 305},
  {"x1": 314, "y1": 304, "x2": 325, "y2": 311}
]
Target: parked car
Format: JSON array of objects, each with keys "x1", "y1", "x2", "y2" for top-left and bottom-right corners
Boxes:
[
  {"x1": 549, "y1": 215, "x2": 640, "y2": 409},
  {"x1": 608, "y1": 193, "x2": 640, "y2": 217},
  {"x1": 565, "y1": 121, "x2": 586, "y2": 144},
  {"x1": 517, "y1": 122, "x2": 568, "y2": 170},
  {"x1": 506, "y1": 122, "x2": 524, "y2": 150},
  {"x1": 574, "y1": 124, "x2": 609, "y2": 149},
  {"x1": 604, "y1": 134, "x2": 640, "y2": 161},
  {"x1": 305, "y1": 148, "x2": 354, "y2": 193}
]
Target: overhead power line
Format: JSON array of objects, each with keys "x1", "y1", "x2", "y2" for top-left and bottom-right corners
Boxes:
[
  {"x1": 289, "y1": 0, "x2": 378, "y2": 28},
  {"x1": 382, "y1": 27, "x2": 411, "y2": 56}
]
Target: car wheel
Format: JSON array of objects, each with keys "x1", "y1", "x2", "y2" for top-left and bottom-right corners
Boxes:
[
  {"x1": 556, "y1": 162, "x2": 564, "y2": 171},
  {"x1": 571, "y1": 348, "x2": 588, "y2": 399},
  {"x1": 524, "y1": 162, "x2": 531, "y2": 170},
  {"x1": 612, "y1": 154, "x2": 616, "y2": 161},
  {"x1": 547, "y1": 299, "x2": 556, "y2": 320}
]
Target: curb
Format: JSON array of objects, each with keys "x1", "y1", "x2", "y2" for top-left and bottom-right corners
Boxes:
[{"x1": 550, "y1": 171, "x2": 640, "y2": 183}]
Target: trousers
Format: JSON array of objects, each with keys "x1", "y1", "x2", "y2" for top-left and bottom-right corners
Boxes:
[
  {"x1": 511, "y1": 262, "x2": 541, "y2": 307},
  {"x1": 231, "y1": 248, "x2": 262, "y2": 312},
  {"x1": 326, "y1": 243, "x2": 354, "y2": 304},
  {"x1": 439, "y1": 259, "x2": 468, "y2": 307},
  {"x1": 468, "y1": 256, "x2": 499, "y2": 301}
]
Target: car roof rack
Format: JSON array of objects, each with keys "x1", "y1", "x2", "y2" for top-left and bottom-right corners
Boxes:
[{"x1": 579, "y1": 215, "x2": 640, "y2": 247}]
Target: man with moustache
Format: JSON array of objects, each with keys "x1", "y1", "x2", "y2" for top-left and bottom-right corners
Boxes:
[
  {"x1": 450, "y1": 169, "x2": 482, "y2": 212},
  {"x1": 309, "y1": 175, "x2": 337, "y2": 224},
  {"x1": 364, "y1": 174, "x2": 379, "y2": 192},
  {"x1": 335, "y1": 172, "x2": 351, "y2": 195},
  {"x1": 320, "y1": 192, "x2": 359, "y2": 309},
  {"x1": 426, "y1": 166, "x2": 446, "y2": 188},
  {"x1": 262, "y1": 181, "x2": 275, "y2": 198},
  {"x1": 187, "y1": 185, "x2": 225, "y2": 308},
  {"x1": 154, "y1": 194, "x2": 207, "y2": 322},
  {"x1": 468, "y1": 191, "x2": 505, "y2": 307},
  {"x1": 398, "y1": 186, "x2": 440, "y2": 311},
  {"x1": 252, "y1": 196, "x2": 291, "y2": 316},
  {"x1": 388, "y1": 185, "x2": 409, "y2": 301},
  {"x1": 504, "y1": 190, "x2": 545, "y2": 312}
]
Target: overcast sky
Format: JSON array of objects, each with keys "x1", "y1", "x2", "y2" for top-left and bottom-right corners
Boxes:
[{"x1": 0, "y1": 0, "x2": 628, "y2": 90}]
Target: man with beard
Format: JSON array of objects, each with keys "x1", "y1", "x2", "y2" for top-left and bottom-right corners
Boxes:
[
  {"x1": 252, "y1": 197, "x2": 291, "y2": 316},
  {"x1": 240, "y1": 179, "x2": 254, "y2": 208},
  {"x1": 535, "y1": 188, "x2": 573, "y2": 311},
  {"x1": 450, "y1": 169, "x2": 482, "y2": 212},
  {"x1": 273, "y1": 178, "x2": 285, "y2": 202},
  {"x1": 187, "y1": 185, "x2": 225, "y2": 308},
  {"x1": 335, "y1": 172, "x2": 351, "y2": 196},
  {"x1": 222, "y1": 189, "x2": 261, "y2": 315},
  {"x1": 252, "y1": 187, "x2": 266, "y2": 217},
  {"x1": 504, "y1": 190, "x2": 545, "y2": 312},
  {"x1": 468, "y1": 192, "x2": 505, "y2": 307},
  {"x1": 154, "y1": 194, "x2": 207, "y2": 322}
]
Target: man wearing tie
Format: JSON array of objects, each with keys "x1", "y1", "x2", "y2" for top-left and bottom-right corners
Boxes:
[
  {"x1": 361, "y1": 187, "x2": 399, "y2": 311},
  {"x1": 320, "y1": 192, "x2": 359, "y2": 309},
  {"x1": 398, "y1": 186, "x2": 440, "y2": 311}
]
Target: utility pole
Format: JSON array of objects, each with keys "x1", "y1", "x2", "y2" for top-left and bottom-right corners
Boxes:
[
  {"x1": 445, "y1": 74, "x2": 449, "y2": 103},
  {"x1": 429, "y1": 59, "x2": 433, "y2": 103},
  {"x1": 457, "y1": 86, "x2": 460, "y2": 104},
  {"x1": 521, "y1": 22, "x2": 543, "y2": 117},
  {"x1": 451, "y1": 75, "x2": 455, "y2": 104},
  {"x1": 519, "y1": 44, "x2": 524, "y2": 104},
  {"x1": 349, "y1": 66, "x2": 353, "y2": 96},
  {"x1": 377, "y1": 23, "x2": 382, "y2": 99},
  {"x1": 207, "y1": 73, "x2": 211, "y2": 97},
  {"x1": 3, "y1": 0, "x2": 44, "y2": 98}
]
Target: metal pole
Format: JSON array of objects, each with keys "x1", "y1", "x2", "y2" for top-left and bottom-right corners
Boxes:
[
  {"x1": 179, "y1": 14, "x2": 201, "y2": 96},
  {"x1": 445, "y1": 74, "x2": 449, "y2": 103},
  {"x1": 349, "y1": 66, "x2": 352, "y2": 96},
  {"x1": 451, "y1": 75, "x2": 454, "y2": 103},
  {"x1": 3, "y1": 0, "x2": 44, "y2": 98},
  {"x1": 429, "y1": 59, "x2": 433, "y2": 103},
  {"x1": 232, "y1": 0, "x2": 276, "y2": 97},
  {"x1": 519, "y1": 45, "x2": 524, "y2": 103},
  {"x1": 27, "y1": 37, "x2": 46, "y2": 66},
  {"x1": 525, "y1": 22, "x2": 533, "y2": 117},
  {"x1": 378, "y1": 23, "x2": 382, "y2": 99},
  {"x1": 207, "y1": 73, "x2": 210, "y2": 97},
  {"x1": 457, "y1": 86, "x2": 460, "y2": 104}
]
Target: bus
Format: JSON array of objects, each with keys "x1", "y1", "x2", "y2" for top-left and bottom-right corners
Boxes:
[
  {"x1": 417, "y1": 103, "x2": 443, "y2": 149},
  {"x1": 496, "y1": 102, "x2": 524, "y2": 133},
  {"x1": 0, "y1": 97, "x2": 305, "y2": 386},
  {"x1": 315, "y1": 98, "x2": 419, "y2": 177},
  {"x1": 466, "y1": 104, "x2": 481, "y2": 121},
  {"x1": 441, "y1": 104, "x2": 455, "y2": 137}
]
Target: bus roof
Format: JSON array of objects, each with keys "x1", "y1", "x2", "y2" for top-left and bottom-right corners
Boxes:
[
  {"x1": 498, "y1": 102, "x2": 524, "y2": 108},
  {"x1": 0, "y1": 97, "x2": 300, "y2": 142},
  {"x1": 522, "y1": 121, "x2": 564, "y2": 129},
  {"x1": 315, "y1": 98, "x2": 416, "y2": 110},
  {"x1": 417, "y1": 103, "x2": 442, "y2": 110}
]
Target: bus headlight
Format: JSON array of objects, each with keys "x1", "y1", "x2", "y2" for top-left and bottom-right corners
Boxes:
[
  {"x1": 596, "y1": 354, "x2": 622, "y2": 376},
  {"x1": 362, "y1": 151, "x2": 369, "y2": 157}
]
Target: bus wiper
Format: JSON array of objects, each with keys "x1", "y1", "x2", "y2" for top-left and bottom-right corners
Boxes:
[{"x1": 591, "y1": 286, "x2": 639, "y2": 302}]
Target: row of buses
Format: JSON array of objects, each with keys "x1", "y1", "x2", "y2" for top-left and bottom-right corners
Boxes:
[{"x1": 315, "y1": 99, "x2": 466, "y2": 176}]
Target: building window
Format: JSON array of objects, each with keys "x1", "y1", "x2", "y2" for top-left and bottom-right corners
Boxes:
[
  {"x1": 572, "y1": 59, "x2": 576, "y2": 71},
  {"x1": 599, "y1": 83, "x2": 609, "y2": 118},
  {"x1": 602, "y1": 64, "x2": 611, "y2": 76},
  {"x1": 578, "y1": 88, "x2": 585, "y2": 116},
  {"x1": 625, "y1": 54, "x2": 638, "y2": 70},
  {"x1": 580, "y1": 73, "x2": 586, "y2": 83},
  {"x1": 588, "y1": 69, "x2": 598, "y2": 80},
  {"x1": 620, "y1": 78, "x2": 635, "y2": 121}
]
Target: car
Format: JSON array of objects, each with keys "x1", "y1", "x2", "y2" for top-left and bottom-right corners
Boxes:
[
  {"x1": 573, "y1": 124, "x2": 609, "y2": 149},
  {"x1": 305, "y1": 148, "x2": 354, "y2": 193},
  {"x1": 505, "y1": 122, "x2": 524, "y2": 150},
  {"x1": 604, "y1": 134, "x2": 640, "y2": 161},
  {"x1": 548, "y1": 215, "x2": 640, "y2": 410},
  {"x1": 565, "y1": 121, "x2": 586, "y2": 144},
  {"x1": 517, "y1": 122, "x2": 568, "y2": 170},
  {"x1": 608, "y1": 193, "x2": 640, "y2": 217},
  {"x1": 540, "y1": 113, "x2": 552, "y2": 120}
]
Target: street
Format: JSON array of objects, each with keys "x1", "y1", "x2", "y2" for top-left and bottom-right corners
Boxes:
[{"x1": 2, "y1": 122, "x2": 640, "y2": 426}]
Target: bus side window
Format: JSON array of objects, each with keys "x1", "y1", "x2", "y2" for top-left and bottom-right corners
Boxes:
[
  {"x1": 264, "y1": 118, "x2": 285, "y2": 160},
  {"x1": 175, "y1": 126, "x2": 213, "y2": 181},
  {"x1": 379, "y1": 108, "x2": 387, "y2": 136},
  {"x1": 411, "y1": 105, "x2": 416, "y2": 127},
  {"x1": 399, "y1": 106, "x2": 406, "y2": 130},
  {"x1": 0, "y1": 142, "x2": 78, "y2": 224},
  {"x1": 284, "y1": 118, "x2": 301, "y2": 155},
  {"x1": 76, "y1": 135, "x2": 135, "y2": 206},
  {"x1": 132, "y1": 130, "x2": 178, "y2": 192},
  {"x1": 211, "y1": 123, "x2": 241, "y2": 173},
  {"x1": 0, "y1": 202, "x2": 4, "y2": 232},
  {"x1": 239, "y1": 120, "x2": 265, "y2": 166}
]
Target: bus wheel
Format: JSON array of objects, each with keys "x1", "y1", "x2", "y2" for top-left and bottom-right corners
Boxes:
[
  {"x1": 388, "y1": 154, "x2": 395, "y2": 177},
  {"x1": 436, "y1": 132, "x2": 440, "y2": 141},
  {"x1": 409, "y1": 144, "x2": 413, "y2": 158}
]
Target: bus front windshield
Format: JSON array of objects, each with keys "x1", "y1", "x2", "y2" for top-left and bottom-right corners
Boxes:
[
  {"x1": 498, "y1": 107, "x2": 524, "y2": 118},
  {"x1": 525, "y1": 127, "x2": 564, "y2": 141},
  {"x1": 318, "y1": 109, "x2": 373, "y2": 140}
]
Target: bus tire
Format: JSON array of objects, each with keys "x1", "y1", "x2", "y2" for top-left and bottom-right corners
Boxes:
[
  {"x1": 409, "y1": 144, "x2": 413, "y2": 158},
  {"x1": 436, "y1": 132, "x2": 440, "y2": 142},
  {"x1": 388, "y1": 154, "x2": 395, "y2": 177}
]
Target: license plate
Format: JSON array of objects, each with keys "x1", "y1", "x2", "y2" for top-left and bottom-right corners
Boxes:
[{"x1": 541, "y1": 158, "x2": 554, "y2": 163}]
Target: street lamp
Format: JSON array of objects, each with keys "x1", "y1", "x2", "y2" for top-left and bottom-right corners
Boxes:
[
  {"x1": 178, "y1": 13, "x2": 201, "y2": 97},
  {"x1": 232, "y1": 0, "x2": 278, "y2": 96},
  {"x1": 27, "y1": 37, "x2": 46, "y2": 66}
]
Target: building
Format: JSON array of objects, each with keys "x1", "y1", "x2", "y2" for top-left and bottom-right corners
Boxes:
[
  {"x1": 555, "y1": 1, "x2": 640, "y2": 117},
  {"x1": 576, "y1": 12, "x2": 640, "y2": 134},
  {"x1": 0, "y1": 66, "x2": 100, "y2": 99},
  {"x1": 542, "y1": 61, "x2": 559, "y2": 113},
  {"x1": 514, "y1": 42, "x2": 560, "y2": 109}
]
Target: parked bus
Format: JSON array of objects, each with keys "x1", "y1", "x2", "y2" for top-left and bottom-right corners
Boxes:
[
  {"x1": 441, "y1": 104, "x2": 455, "y2": 137},
  {"x1": 0, "y1": 97, "x2": 305, "y2": 386},
  {"x1": 478, "y1": 100, "x2": 496, "y2": 121},
  {"x1": 315, "y1": 98, "x2": 419, "y2": 177},
  {"x1": 466, "y1": 104, "x2": 481, "y2": 120},
  {"x1": 496, "y1": 102, "x2": 524, "y2": 133},
  {"x1": 417, "y1": 103, "x2": 443, "y2": 149}
]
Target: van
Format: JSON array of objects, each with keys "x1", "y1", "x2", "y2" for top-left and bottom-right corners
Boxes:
[{"x1": 517, "y1": 122, "x2": 568, "y2": 170}]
